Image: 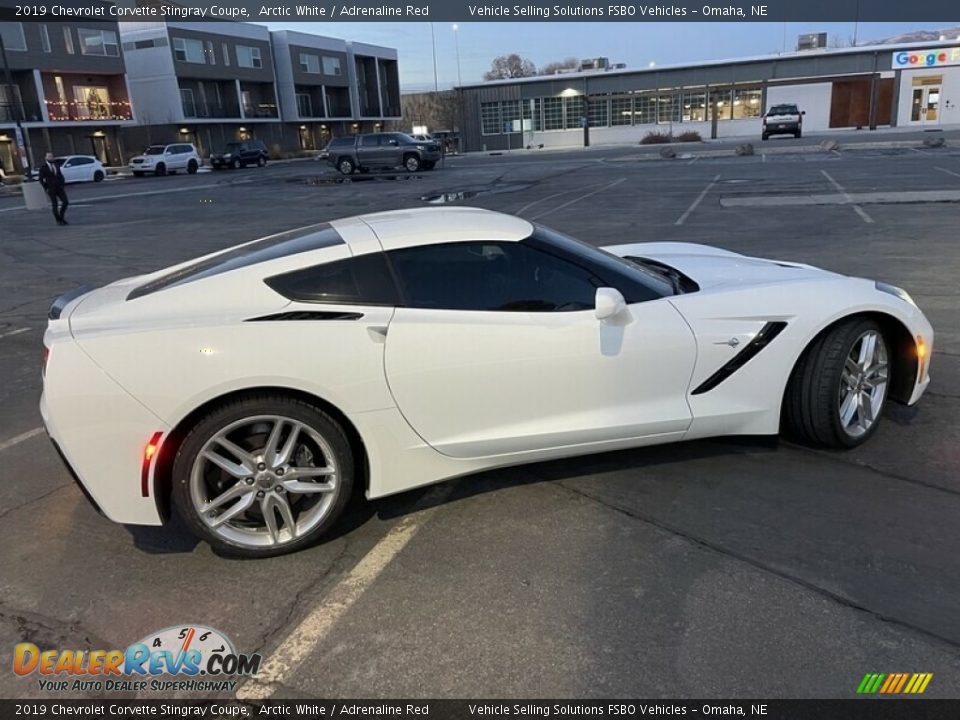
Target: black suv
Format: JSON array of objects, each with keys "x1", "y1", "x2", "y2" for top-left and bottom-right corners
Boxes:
[
  {"x1": 210, "y1": 140, "x2": 269, "y2": 169},
  {"x1": 326, "y1": 133, "x2": 441, "y2": 175}
]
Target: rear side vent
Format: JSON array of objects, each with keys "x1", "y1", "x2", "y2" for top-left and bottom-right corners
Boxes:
[
  {"x1": 246, "y1": 311, "x2": 364, "y2": 322},
  {"x1": 692, "y1": 321, "x2": 787, "y2": 395}
]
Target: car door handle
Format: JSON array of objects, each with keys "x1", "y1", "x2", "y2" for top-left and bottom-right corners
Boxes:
[{"x1": 367, "y1": 326, "x2": 388, "y2": 343}]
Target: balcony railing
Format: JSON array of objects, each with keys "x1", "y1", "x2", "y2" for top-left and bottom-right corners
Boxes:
[
  {"x1": 243, "y1": 103, "x2": 278, "y2": 119},
  {"x1": 1, "y1": 101, "x2": 44, "y2": 123},
  {"x1": 46, "y1": 100, "x2": 133, "y2": 121},
  {"x1": 182, "y1": 99, "x2": 241, "y2": 119}
]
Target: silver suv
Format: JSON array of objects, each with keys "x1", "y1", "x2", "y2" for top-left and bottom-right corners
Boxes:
[
  {"x1": 129, "y1": 143, "x2": 201, "y2": 177},
  {"x1": 327, "y1": 133, "x2": 441, "y2": 175}
]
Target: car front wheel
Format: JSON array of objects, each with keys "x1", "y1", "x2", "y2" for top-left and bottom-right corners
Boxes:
[
  {"x1": 338, "y1": 158, "x2": 355, "y2": 175},
  {"x1": 257, "y1": 156, "x2": 266, "y2": 167},
  {"x1": 93, "y1": 170, "x2": 105, "y2": 182},
  {"x1": 187, "y1": 160, "x2": 198, "y2": 174},
  {"x1": 171, "y1": 395, "x2": 354, "y2": 558},
  {"x1": 404, "y1": 154, "x2": 421, "y2": 172},
  {"x1": 783, "y1": 318, "x2": 890, "y2": 448},
  {"x1": 154, "y1": 164, "x2": 166, "y2": 176}
]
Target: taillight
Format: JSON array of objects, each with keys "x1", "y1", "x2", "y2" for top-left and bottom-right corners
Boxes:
[
  {"x1": 141, "y1": 432, "x2": 164, "y2": 497},
  {"x1": 42, "y1": 346, "x2": 50, "y2": 377}
]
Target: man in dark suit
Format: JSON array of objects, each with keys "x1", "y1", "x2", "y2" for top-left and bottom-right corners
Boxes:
[{"x1": 38, "y1": 152, "x2": 69, "y2": 226}]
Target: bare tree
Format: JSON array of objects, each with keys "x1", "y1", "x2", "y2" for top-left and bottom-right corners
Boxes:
[
  {"x1": 827, "y1": 34, "x2": 857, "y2": 48},
  {"x1": 539, "y1": 57, "x2": 580, "y2": 75},
  {"x1": 402, "y1": 91, "x2": 462, "y2": 132},
  {"x1": 483, "y1": 54, "x2": 537, "y2": 81}
]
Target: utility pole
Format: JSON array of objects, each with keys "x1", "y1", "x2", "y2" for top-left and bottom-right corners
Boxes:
[{"x1": 0, "y1": 31, "x2": 33, "y2": 178}]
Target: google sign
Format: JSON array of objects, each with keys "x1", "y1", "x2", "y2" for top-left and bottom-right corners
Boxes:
[{"x1": 893, "y1": 47, "x2": 960, "y2": 69}]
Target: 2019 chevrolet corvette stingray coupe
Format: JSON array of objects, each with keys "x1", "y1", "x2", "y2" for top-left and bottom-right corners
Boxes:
[{"x1": 41, "y1": 208, "x2": 933, "y2": 557}]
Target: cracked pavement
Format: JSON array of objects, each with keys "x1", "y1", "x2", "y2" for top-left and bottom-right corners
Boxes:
[{"x1": 1, "y1": 140, "x2": 959, "y2": 698}]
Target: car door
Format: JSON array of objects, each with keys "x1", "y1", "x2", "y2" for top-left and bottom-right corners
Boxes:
[
  {"x1": 356, "y1": 135, "x2": 383, "y2": 168},
  {"x1": 59, "y1": 158, "x2": 79, "y2": 183},
  {"x1": 383, "y1": 240, "x2": 696, "y2": 459}
]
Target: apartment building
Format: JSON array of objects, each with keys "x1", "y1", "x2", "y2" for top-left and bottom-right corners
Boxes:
[
  {"x1": 270, "y1": 30, "x2": 401, "y2": 151},
  {"x1": 118, "y1": 21, "x2": 280, "y2": 156},
  {"x1": 0, "y1": 1, "x2": 136, "y2": 174}
]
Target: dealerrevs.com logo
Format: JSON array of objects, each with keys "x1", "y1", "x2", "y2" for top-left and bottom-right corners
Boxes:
[{"x1": 13, "y1": 624, "x2": 262, "y2": 693}]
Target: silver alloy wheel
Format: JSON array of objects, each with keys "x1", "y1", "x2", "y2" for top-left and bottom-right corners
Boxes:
[
  {"x1": 405, "y1": 156, "x2": 419, "y2": 172},
  {"x1": 189, "y1": 415, "x2": 339, "y2": 548},
  {"x1": 838, "y1": 330, "x2": 889, "y2": 438}
]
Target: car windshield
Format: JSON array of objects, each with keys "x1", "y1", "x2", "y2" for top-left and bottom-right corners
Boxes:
[
  {"x1": 144, "y1": 146, "x2": 166, "y2": 155},
  {"x1": 769, "y1": 105, "x2": 798, "y2": 115}
]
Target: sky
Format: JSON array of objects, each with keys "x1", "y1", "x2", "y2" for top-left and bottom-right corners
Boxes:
[{"x1": 259, "y1": 21, "x2": 960, "y2": 92}]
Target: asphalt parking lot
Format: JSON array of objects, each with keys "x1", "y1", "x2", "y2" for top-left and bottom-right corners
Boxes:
[{"x1": 1, "y1": 133, "x2": 959, "y2": 699}]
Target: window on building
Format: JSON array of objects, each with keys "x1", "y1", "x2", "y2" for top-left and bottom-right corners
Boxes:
[
  {"x1": 523, "y1": 98, "x2": 542, "y2": 132},
  {"x1": 300, "y1": 53, "x2": 320, "y2": 73},
  {"x1": 322, "y1": 56, "x2": 341, "y2": 76},
  {"x1": 542, "y1": 97, "x2": 564, "y2": 130},
  {"x1": 181, "y1": 88, "x2": 197, "y2": 118},
  {"x1": 634, "y1": 95, "x2": 656, "y2": 125},
  {"x1": 501, "y1": 99, "x2": 521, "y2": 133},
  {"x1": 173, "y1": 37, "x2": 205, "y2": 64},
  {"x1": 564, "y1": 96, "x2": 584, "y2": 130},
  {"x1": 205, "y1": 40, "x2": 216, "y2": 65},
  {"x1": 389, "y1": 242, "x2": 603, "y2": 313},
  {"x1": 709, "y1": 89, "x2": 732, "y2": 120},
  {"x1": 657, "y1": 92, "x2": 680, "y2": 124},
  {"x1": 587, "y1": 95, "x2": 608, "y2": 127},
  {"x1": 40, "y1": 25, "x2": 51, "y2": 53},
  {"x1": 732, "y1": 87, "x2": 762, "y2": 119},
  {"x1": 683, "y1": 91, "x2": 707, "y2": 122},
  {"x1": 222, "y1": 42, "x2": 231, "y2": 66},
  {"x1": 63, "y1": 27, "x2": 75, "y2": 55},
  {"x1": 237, "y1": 45, "x2": 262, "y2": 69},
  {"x1": 0, "y1": 23, "x2": 26, "y2": 52},
  {"x1": 610, "y1": 96, "x2": 633, "y2": 126},
  {"x1": 480, "y1": 102, "x2": 501, "y2": 135},
  {"x1": 296, "y1": 93, "x2": 313, "y2": 117},
  {"x1": 79, "y1": 29, "x2": 119, "y2": 57}
]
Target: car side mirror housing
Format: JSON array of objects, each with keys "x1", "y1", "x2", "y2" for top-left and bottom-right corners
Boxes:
[
  {"x1": 801, "y1": 110, "x2": 807, "y2": 115},
  {"x1": 595, "y1": 287, "x2": 627, "y2": 321}
]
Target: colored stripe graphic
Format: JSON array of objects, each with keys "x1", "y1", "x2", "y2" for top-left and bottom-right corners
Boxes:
[
  {"x1": 917, "y1": 674, "x2": 933, "y2": 694},
  {"x1": 857, "y1": 672, "x2": 932, "y2": 694}
]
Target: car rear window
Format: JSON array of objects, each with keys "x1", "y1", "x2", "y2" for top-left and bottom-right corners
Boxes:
[
  {"x1": 768, "y1": 105, "x2": 798, "y2": 115},
  {"x1": 127, "y1": 224, "x2": 345, "y2": 300}
]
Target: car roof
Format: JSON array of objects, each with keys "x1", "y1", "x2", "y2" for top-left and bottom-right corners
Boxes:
[{"x1": 330, "y1": 208, "x2": 534, "y2": 252}]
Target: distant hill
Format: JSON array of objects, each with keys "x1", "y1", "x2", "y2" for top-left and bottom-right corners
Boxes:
[{"x1": 867, "y1": 26, "x2": 960, "y2": 45}]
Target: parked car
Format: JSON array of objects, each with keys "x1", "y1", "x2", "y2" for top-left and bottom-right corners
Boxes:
[
  {"x1": 129, "y1": 143, "x2": 200, "y2": 177},
  {"x1": 41, "y1": 207, "x2": 932, "y2": 557},
  {"x1": 210, "y1": 140, "x2": 268, "y2": 169},
  {"x1": 327, "y1": 132, "x2": 441, "y2": 175},
  {"x1": 29, "y1": 156, "x2": 106, "y2": 183},
  {"x1": 762, "y1": 104, "x2": 805, "y2": 140}
]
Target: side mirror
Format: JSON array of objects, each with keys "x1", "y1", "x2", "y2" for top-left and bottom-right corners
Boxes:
[
  {"x1": 801, "y1": 110, "x2": 807, "y2": 115},
  {"x1": 389, "y1": 139, "x2": 399, "y2": 146},
  {"x1": 595, "y1": 287, "x2": 626, "y2": 321}
]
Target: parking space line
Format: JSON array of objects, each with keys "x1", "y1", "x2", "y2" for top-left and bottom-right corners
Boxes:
[
  {"x1": 236, "y1": 496, "x2": 444, "y2": 700},
  {"x1": 0, "y1": 327, "x2": 30, "y2": 340},
  {"x1": 0, "y1": 427, "x2": 45, "y2": 453},
  {"x1": 820, "y1": 169, "x2": 874, "y2": 224},
  {"x1": 675, "y1": 173, "x2": 721, "y2": 226},
  {"x1": 528, "y1": 177, "x2": 626, "y2": 221},
  {"x1": 514, "y1": 181, "x2": 613, "y2": 217},
  {"x1": 935, "y1": 166, "x2": 960, "y2": 180}
]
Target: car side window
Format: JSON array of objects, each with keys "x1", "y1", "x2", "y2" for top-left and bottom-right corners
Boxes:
[
  {"x1": 265, "y1": 252, "x2": 400, "y2": 306},
  {"x1": 73, "y1": 158, "x2": 93, "y2": 165},
  {"x1": 359, "y1": 135, "x2": 379, "y2": 147},
  {"x1": 388, "y1": 242, "x2": 602, "y2": 312}
]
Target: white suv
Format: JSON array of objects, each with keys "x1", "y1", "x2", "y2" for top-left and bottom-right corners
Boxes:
[{"x1": 129, "y1": 143, "x2": 201, "y2": 177}]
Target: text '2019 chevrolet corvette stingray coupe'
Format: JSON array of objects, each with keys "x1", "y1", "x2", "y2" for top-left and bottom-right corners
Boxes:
[{"x1": 41, "y1": 208, "x2": 933, "y2": 556}]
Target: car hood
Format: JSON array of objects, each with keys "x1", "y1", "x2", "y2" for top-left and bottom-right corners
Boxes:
[{"x1": 602, "y1": 242, "x2": 837, "y2": 291}]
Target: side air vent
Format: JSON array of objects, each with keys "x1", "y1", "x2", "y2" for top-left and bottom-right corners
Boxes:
[
  {"x1": 692, "y1": 321, "x2": 787, "y2": 395},
  {"x1": 246, "y1": 311, "x2": 364, "y2": 322}
]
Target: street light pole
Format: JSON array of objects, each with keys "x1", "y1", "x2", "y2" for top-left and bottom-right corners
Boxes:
[
  {"x1": 0, "y1": 31, "x2": 33, "y2": 178},
  {"x1": 430, "y1": 23, "x2": 439, "y2": 94},
  {"x1": 452, "y1": 24, "x2": 462, "y2": 88},
  {"x1": 453, "y1": 24, "x2": 463, "y2": 152}
]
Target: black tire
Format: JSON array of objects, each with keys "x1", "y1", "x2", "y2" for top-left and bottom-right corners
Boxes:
[
  {"x1": 795, "y1": 130, "x2": 802, "y2": 139},
  {"x1": 187, "y1": 159, "x2": 198, "y2": 174},
  {"x1": 782, "y1": 318, "x2": 889, "y2": 449},
  {"x1": 171, "y1": 394, "x2": 355, "y2": 558},
  {"x1": 93, "y1": 170, "x2": 105, "y2": 182},
  {"x1": 403, "y1": 154, "x2": 421, "y2": 172},
  {"x1": 338, "y1": 158, "x2": 355, "y2": 175},
  {"x1": 761, "y1": 134, "x2": 769, "y2": 141},
  {"x1": 133, "y1": 171, "x2": 144, "y2": 177},
  {"x1": 154, "y1": 163, "x2": 166, "y2": 177},
  {"x1": 231, "y1": 158, "x2": 241, "y2": 170},
  {"x1": 257, "y1": 156, "x2": 266, "y2": 167}
]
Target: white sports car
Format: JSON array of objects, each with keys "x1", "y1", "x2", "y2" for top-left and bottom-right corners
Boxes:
[{"x1": 41, "y1": 208, "x2": 933, "y2": 557}]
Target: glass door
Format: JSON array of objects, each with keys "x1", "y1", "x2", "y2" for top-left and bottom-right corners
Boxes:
[{"x1": 910, "y1": 86, "x2": 941, "y2": 125}]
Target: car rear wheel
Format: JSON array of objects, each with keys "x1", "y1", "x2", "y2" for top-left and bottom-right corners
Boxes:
[
  {"x1": 154, "y1": 163, "x2": 166, "y2": 177},
  {"x1": 93, "y1": 170, "x2": 105, "y2": 182},
  {"x1": 257, "y1": 156, "x2": 266, "y2": 167},
  {"x1": 338, "y1": 158, "x2": 355, "y2": 175},
  {"x1": 187, "y1": 159, "x2": 198, "y2": 174},
  {"x1": 404, "y1": 154, "x2": 421, "y2": 172},
  {"x1": 171, "y1": 395, "x2": 354, "y2": 558},
  {"x1": 231, "y1": 158, "x2": 241, "y2": 170},
  {"x1": 783, "y1": 318, "x2": 890, "y2": 448}
]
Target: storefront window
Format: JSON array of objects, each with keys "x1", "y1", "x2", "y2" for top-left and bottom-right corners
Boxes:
[
  {"x1": 657, "y1": 93, "x2": 681, "y2": 124},
  {"x1": 523, "y1": 98, "x2": 543, "y2": 132},
  {"x1": 610, "y1": 96, "x2": 633, "y2": 126},
  {"x1": 587, "y1": 95, "x2": 609, "y2": 127},
  {"x1": 634, "y1": 95, "x2": 656, "y2": 125},
  {"x1": 501, "y1": 99, "x2": 521, "y2": 133},
  {"x1": 480, "y1": 102, "x2": 501, "y2": 135},
  {"x1": 732, "y1": 87, "x2": 762, "y2": 119},
  {"x1": 543, "y1": 97, "x2": 564, "y2": 130},
  {"x1": 564, "y1": 96, "x2": 584, "y2": 129},
  {"x1": 683, "y1": 91, "x2": 707, "y2": 122},
  {"x1": 709, "y1": 89, "x2": 732, "y2": 120}
]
